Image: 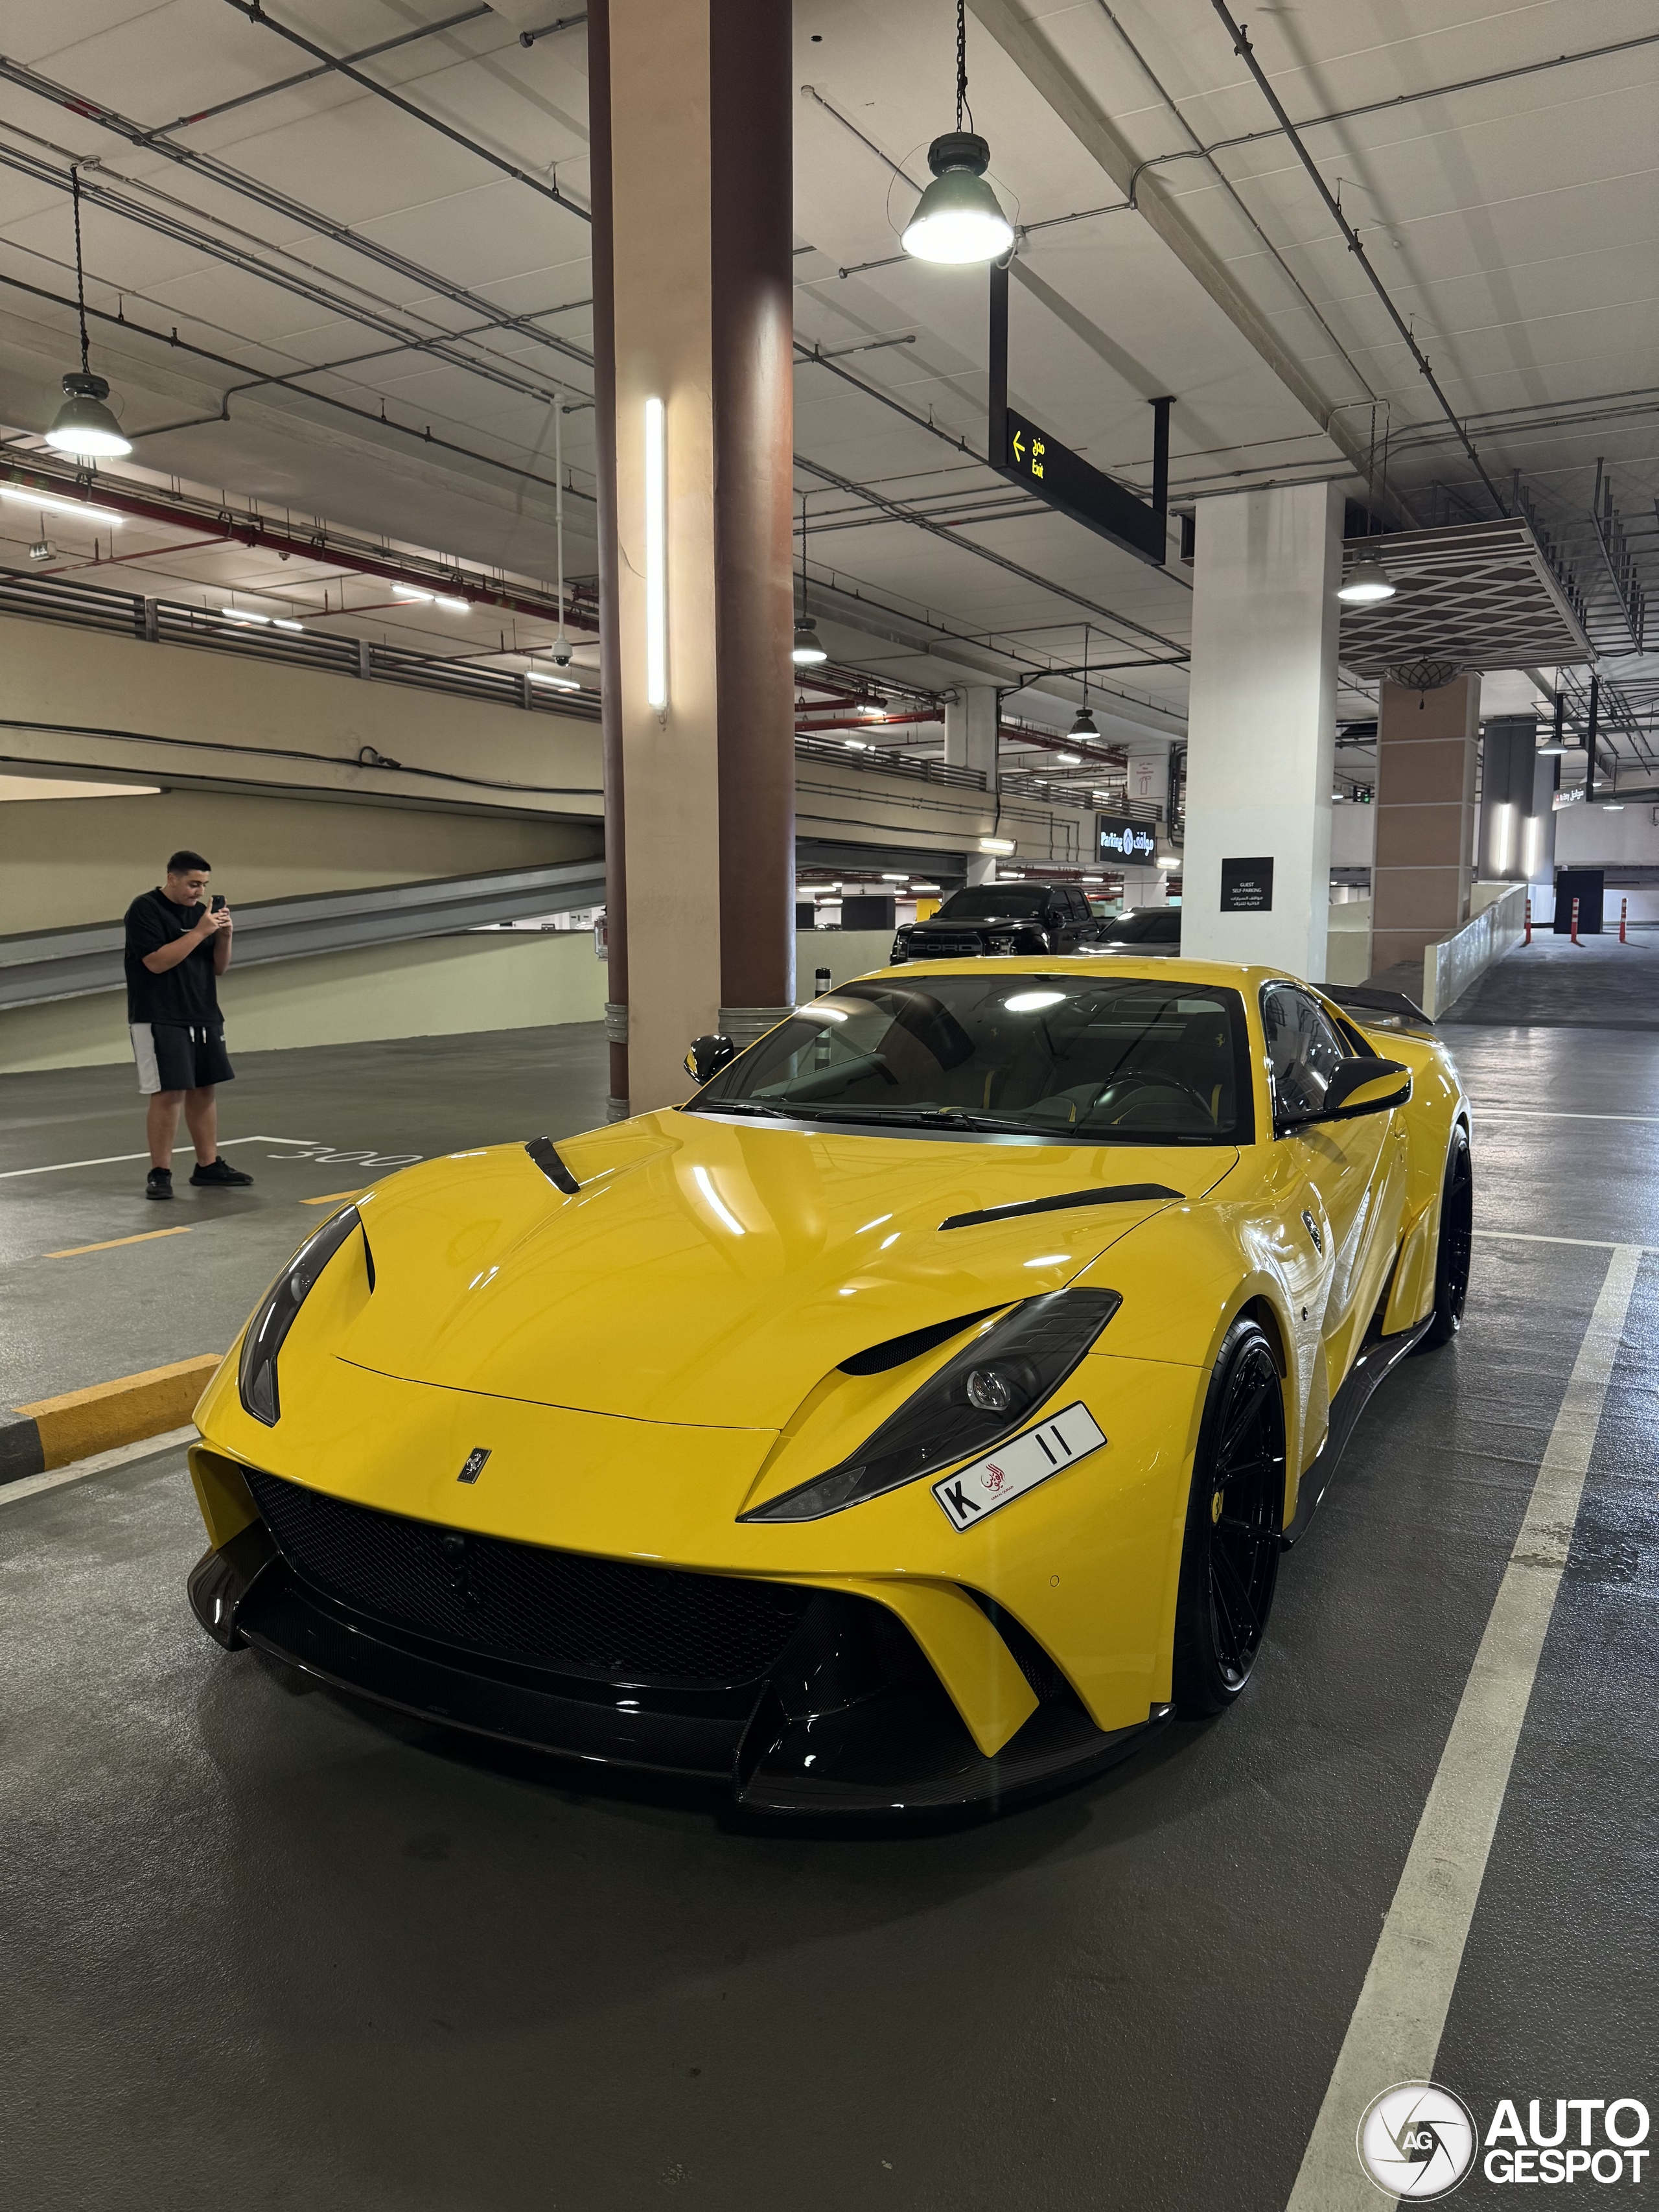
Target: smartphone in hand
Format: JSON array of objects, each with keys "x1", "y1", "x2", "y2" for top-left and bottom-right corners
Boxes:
[{"x1": 211, "y1": 895, "x2": 227, "y2": 913}]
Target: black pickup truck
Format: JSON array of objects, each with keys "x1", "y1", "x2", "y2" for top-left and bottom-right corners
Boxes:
[{"x1": 889, "y1": 881, "x2": 1108, "y2": 963}]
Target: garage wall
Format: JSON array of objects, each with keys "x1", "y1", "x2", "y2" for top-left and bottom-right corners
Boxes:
[
  {"x1": 0, "y1": 927, "x2": 913, "y2": 1077},
  {"x1": 0, "y1": 786, "x2": 602, "y2": 935},
  {"x1": 0, "y1": 927, "x2": 610, "y2": 1073}
]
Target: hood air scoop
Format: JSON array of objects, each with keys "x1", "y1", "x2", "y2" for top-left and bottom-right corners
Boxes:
[{"x1": 838, "y1": 1307, "x2": 1002, "y2": 1377}]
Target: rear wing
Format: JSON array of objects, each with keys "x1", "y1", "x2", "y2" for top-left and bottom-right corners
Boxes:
[{"x1": 1323, "y1": 984, "x2": 1436, "y2": 1033}]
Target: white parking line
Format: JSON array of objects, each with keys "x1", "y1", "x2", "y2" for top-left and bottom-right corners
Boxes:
[
  {"x1": 1473, "y1": 1228, "x2": 1659, "y2": 1251},
  {"x1": 1284, "y1": 1244, "x2": 1642, "y2": 2210},
  {"x1": 0, "y1": 1426, "x2": 198, "y2": 1506},
  {"x1": 1472, "y1": 1107, "x2": 1659, "y2": 1123},
  {"x1": 0, "y1": 1135, "x2": 318, "y2": 1180}
]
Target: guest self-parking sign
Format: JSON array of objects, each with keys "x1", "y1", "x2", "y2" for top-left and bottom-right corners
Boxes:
[{"x1": 1221, "y1": 856, "x2": 1274, "y2": 912}]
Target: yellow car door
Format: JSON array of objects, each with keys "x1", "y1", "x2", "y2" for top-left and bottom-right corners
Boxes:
[{"x1": 1262, "y1": 983, "x2": 1408, "y2": 1404}]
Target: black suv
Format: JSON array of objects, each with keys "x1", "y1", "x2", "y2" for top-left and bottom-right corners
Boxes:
[
  {"x1": 890, "y1": 881, "x2": 1107, "y2": 964},
  {"x1": 1095, "y1": 905, "x2": 1181, "y2": 957}
]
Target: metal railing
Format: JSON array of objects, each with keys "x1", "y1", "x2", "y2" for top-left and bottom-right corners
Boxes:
[
  {"x1": 791, "y1": 730, "x2": 986, "y2": 790},
  {"x1": 0, "y1": 567, "x2": 601, "y2": 719},
  {"x1": 0, "y1": 860, "x2": 607, "y2": 1010}
]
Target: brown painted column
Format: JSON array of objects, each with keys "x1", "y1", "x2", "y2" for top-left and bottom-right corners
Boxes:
[
  {"x1": 1371, "y1": 671, "x2": 1479, "y2": 975},
  {"x1": 588, "y1": 0, "x2": 629, "y2": 1119},
  {"x1": 590, "y1": 0, "x2": 795, "y2": 1113}
]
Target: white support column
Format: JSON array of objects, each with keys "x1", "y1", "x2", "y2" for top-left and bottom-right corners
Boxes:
[
  {"x1": 947, "y1": 684, "x2": 1001, "y2": 884},
  {"x1": 1181, "y1": 482, "x2": 1342, "y2": 981}
]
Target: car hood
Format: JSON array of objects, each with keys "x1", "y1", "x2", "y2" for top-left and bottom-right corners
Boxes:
[{"x1": 336, "y1": 1112, "x2": 1238, "y2": 1428}]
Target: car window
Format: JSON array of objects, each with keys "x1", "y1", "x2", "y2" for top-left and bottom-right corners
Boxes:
[
  {"x1": 1148, "y1": 911, "x2": 1182, "y2": 942},
  {"x1": 1262, "y1": 984, "x2": 1349, "y2": 1121},
  {"x1": 1104, "y1": 910, "x2": 1155, "y2": 942},
  {"x1": 690, "y1": 975, "x2": 1253, "y2": 1146},
  {"x1": 936, "y1": 887, "x2": 1048, "y2": 920}
]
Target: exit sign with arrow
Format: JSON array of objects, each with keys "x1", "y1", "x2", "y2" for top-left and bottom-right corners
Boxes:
[{"x1": 989, "y1": 263, "x2": 1174, "y2": 568}]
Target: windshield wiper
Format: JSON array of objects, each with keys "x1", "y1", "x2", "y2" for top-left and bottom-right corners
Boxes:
[
  {"x1": 773, "y1": 1105, "x2": 1051, "y2": 1135},
  {"x1": 687, "y1": 1099, "x2": 789, "y2": 1119}
]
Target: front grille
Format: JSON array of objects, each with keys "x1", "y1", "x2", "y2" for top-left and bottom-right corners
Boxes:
[
  {"x1": 242, "y1": 1468, "x2": 812, "y2": 1686},
  {"x1": 914, "y1": 934, "x2": 985, "y2": 959}
]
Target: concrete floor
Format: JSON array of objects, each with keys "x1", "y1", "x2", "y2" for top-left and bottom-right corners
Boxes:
[{"x1": 2, "y1": 981, "x2": 1654, "y2": 2209}]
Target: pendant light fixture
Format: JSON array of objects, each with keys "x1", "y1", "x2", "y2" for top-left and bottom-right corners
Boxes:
[
  {"x1": 793, "y1": 491, "x2": 827, "y2": 665},
  {"x1": 901, "y1": 1, "x2": 1015, "y2": 267},
  {"x1": 45, "y1": 170, "x2": 132, "y2": 460},
  {"x1": 1338, "y1": 553, "x2": 1396, "y2": 603},
  {"x1": 1069, "y1": 623, "x2": 1098, "y2": 736}
]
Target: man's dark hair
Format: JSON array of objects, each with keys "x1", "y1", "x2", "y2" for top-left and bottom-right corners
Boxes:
[{"x1": 167, "y1": 849, "x2": 211, "y2": 874}]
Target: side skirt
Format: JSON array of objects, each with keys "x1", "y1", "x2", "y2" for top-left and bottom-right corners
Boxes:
[{"x1": 1281, "y1": 1312, "x2": 1431, "y2": 1548}]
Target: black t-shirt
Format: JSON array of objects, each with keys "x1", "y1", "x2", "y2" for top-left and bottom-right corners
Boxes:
[{"x1": 124, "y1": 889, "x2": 223, "y2": 1028}]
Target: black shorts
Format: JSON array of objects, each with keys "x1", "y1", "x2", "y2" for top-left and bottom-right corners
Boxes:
[{"x1": 130, "y1": 1022, "x2": 235, "y2": 1096}]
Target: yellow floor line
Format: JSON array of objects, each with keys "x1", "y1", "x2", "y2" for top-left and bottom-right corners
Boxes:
[
  {"x1": 301, "y1": 1188, "x2": 367, "y2": 1206},
  {"x1": 46, "y1": 1226, "x2": 196, "y2": 1259}
]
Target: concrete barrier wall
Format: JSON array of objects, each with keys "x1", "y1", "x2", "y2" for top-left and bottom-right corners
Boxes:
[
  {"x1": 0, "y1": 927, "x2": 911, "y2": 1075},
  {"x1": 1424, "y1": 881, "x2": 1527, "y2": 1016}
]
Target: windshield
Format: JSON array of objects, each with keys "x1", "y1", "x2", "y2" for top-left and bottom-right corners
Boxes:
[
  {"x1": 1105, "y1": 909, "x2": 1181, "y2": 943},
  {"x1": 690, "y1": 975, "x2": 1251, "y2": 1144},
  {"x1": 933, "y1": 887, "x2": 1050, "y2": 920}
]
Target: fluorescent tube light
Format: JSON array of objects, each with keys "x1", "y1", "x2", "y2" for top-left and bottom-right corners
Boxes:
[{"x1": 644, "y1": 395, "x2": 666, "y2": 710}]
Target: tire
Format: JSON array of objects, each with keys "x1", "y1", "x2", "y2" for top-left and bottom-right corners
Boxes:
[
  {"x1": 1415, "y1": 1124, "x2": 1473, "y2": 1352},
  {"x1": 1171, "y1": 1318, "x2": 1287, "y2": 1717}
]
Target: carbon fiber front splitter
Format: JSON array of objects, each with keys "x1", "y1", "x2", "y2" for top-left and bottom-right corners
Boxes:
[{"x1": 188, "y1": 1522, "x2": 1162, "y2": 1817}]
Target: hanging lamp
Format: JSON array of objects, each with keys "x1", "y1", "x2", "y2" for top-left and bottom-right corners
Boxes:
[
  {"x1": 1338, "y1": 553, "x2": 1396, "y2": 604},
  {"x1": 793, "y1": 491, "x2": 827, "y2": 664},
  {"x1": 1069, "y1": 624, "x2": 1098, "y2": 735},
  {"x1": 901, "y1": 2, "x2": 1015, "y2": 266},
  {"x1": 45, "y1": 170, "x2": 131, "y2": 460}
]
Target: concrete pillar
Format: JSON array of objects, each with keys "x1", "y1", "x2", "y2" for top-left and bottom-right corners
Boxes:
[
  {"x1": 590, "y1": 0, "x2": 795, "y2": 1113},
  {"x1": 944, "y1": 685, "x2": 999, "y2": 784},
  {"x1": 1478, "y1": 714, "x2": 1549, "y2": 885},
  {"x1": 947, "y1": 685, "x2": 1001, "y2": 885},
  {"x1": 1371, "y1": 673, "x2": 1479, "y2": 973},
  {"x1": 1181, "y1": 482, "x2": 1342, "y2": 980}
]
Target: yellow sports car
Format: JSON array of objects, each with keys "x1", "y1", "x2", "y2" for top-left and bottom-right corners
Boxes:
[{"x1": 187, "y1": 957, "x2": 1471, "y2": 1814}]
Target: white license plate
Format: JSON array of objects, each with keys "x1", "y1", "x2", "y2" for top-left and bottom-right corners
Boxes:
[{"x1": 931, "y1": 1402, "x2": 1106, "y2": 1531}]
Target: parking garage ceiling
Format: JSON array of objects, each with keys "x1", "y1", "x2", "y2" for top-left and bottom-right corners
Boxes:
[{"x1": 0, "y1": 0, "x2": 1656, "y2": 769}]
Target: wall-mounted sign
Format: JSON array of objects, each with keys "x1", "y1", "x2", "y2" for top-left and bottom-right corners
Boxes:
[
  {"x1": 1096, "y1": 812, "x2": 1158, "y2": 863},
  {"x1": 1220, "y1": 856, "x2": 1273, "y2": 913}
]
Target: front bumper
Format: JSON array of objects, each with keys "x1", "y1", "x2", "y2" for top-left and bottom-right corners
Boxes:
[{"x1": 189, "y1": 1462, "x2": 1160, "y2": 1816}]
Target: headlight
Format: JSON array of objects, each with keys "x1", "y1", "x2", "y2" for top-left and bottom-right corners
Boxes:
[
  {"x1": 740, "y1": 1288, "x2": 1120, "y2": 1522},
  {"x1": 988, "y1": 932, "x2": 1016, "y2": 953},
  {"x1": 237, "y1": 1204, "x2": 369, "y2": 1427}
]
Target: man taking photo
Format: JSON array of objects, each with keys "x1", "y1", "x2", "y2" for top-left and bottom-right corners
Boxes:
[{"x1": 124, "y1": 849, "x2": 254, "y2": 1201}]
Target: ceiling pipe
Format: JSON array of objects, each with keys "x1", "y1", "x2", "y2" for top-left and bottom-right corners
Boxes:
[
  {"x1": 1, "y1": 463, "x2": 596, "y2": 632},
  {"x1": 1209, "y1": 1, "x2": 1509, "y2": 518},
  {"x1": 0, "y1": 142, "x2": 586, "y2": 413},
  {"x1": 222, "y1": 1, "x2": 592, "y2": 222},
  {"x1": 0, "y1": 268, "x2": 583, "y2": 502},
  {"x1": 0, "y1": 54, "x2": 594, "y2": 384}
]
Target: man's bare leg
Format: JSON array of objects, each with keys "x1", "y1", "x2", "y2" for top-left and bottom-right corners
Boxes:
[
  {"x1": 183, "y1": 1085, "x2": 218, "y2": 1167},
  {"x1": 147, "y1": 1089, "x2": 185, "y2": 1170}
]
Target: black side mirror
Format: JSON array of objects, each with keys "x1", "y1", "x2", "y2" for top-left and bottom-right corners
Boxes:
[
  {"x1": 684, "y1": 1033, "x2": 736, "y2": 1085},
  {"x1": 1283, "y1": 1054, "x2": 1411, "y2": 1128}
]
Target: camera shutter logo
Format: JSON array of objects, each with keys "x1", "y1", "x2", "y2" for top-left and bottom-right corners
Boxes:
[{"x1": 1357, "y1": 2082, "x2": 1478, "y2": 2200}]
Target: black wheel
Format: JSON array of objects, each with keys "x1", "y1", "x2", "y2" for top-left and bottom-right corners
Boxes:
[
  {"x1": 1172, "y1": 1318, "x2": 1286, "y2": 1716},
  {"x1": 1415, "y1": 1124, "x2": 1472, "y2": 1351}
]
